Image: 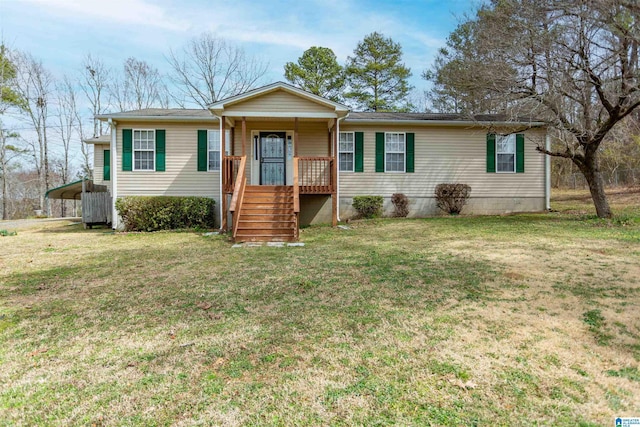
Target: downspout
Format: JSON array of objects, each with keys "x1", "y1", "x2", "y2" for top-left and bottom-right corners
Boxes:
[
  {"x1": 336, "y1": 116, "x2": 345, "y2": 222},
  {"x1": 217, "y1": 114, "x2": 223, "y2": 229},
  {"x1": 109, "y1": 118, "x2": 118, "y2": 229},
  {"x1": 545, "y1": 132, "x2": 551, "y2": 211}
]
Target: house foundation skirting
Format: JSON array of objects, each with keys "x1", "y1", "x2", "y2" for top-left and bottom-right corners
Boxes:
[{"x1": 339, "y1": 196, "x2": 546, "y2": 220}]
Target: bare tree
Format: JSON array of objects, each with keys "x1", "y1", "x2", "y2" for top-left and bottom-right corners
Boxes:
[
  {"x1": 111, "y1": 57, "x2": 169, "y2": 111},
  {"x1": 426, "y1": 0, "x2": 640, "y2": 218},
  {"x1": 79, "y1": 54, "x2": 111, "y2": 137},
  {"x1": 167, "y1": 33, "x2": 268, "y2": 108},
  {"x1": 13, "y1": 51, "x2": 55, "y2": 212},
  {"x1": 74, "y1": 104, "x2": 91, "y2": 180},
  {"x1": 55, "y1": 76, "x2": 77, "y2": 185},
  {"x1": 0, "y1": 126, "x2": 24, "y2": 219}
]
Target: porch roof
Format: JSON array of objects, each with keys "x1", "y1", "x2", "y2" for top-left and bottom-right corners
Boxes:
[{"x1": 208, "y1": 82, "x2": 350, "y2": 119}]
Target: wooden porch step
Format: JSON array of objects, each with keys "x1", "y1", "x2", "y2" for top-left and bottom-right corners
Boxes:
[
  {"x1": 245, "y1": 185, "x2": 292, "y2": 193},
  {"x1": 240, "y1": 209, "x2": 294, "y2": 216},
  {"x1": 234, "y1": 184, "x2": 297, "y2": 243},
  {"x1": 242, "y1": 196, "x2": 293, "y2": 203},
  {"x1": 238, "y1": 221, "x2": 295, "y2": 229},
  {"x1": 240, "y1": 214, "x2": 296, "y2": 221},
  {"x1": 235, "y1": 235, "x2": 296, "y2": 243},
  {"x1": 235, "y1": 228, "x2": 295, "y2": 236},
  {"x1": 242, "y1": 205, "x2": 293, "y2": 211}
]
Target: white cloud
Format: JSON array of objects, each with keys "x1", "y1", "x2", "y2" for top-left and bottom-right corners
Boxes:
[{"x1": 19, "y1": 0, "x2": 188, "y2": 31}]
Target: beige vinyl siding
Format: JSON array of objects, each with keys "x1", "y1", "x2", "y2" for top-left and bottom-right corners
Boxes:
[
  {"x1": 224, "y1": 90, "x2": 335, "y2": 114},
  {"x1": 92, "y1": 144, "x2": 112, "y2": 193},
  {"x1": 339, "y1": 125, "x2": 545, "y2": 199},
  {"x1": 116, "y1": 122, "x2": 219, "y2": 199},
  {"x1": 230, "y1": 120, "x2": 332, "y2": 183}
]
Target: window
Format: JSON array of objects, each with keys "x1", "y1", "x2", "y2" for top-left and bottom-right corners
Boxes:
[
  {"x1": 339, "y1": 132, "x2": 354, "y2": 172},
  {"x1": 133, "y1": 130, "x2": 155, "y2": 171},
  {"x1": 385, "y1": 132, "x2": 405, "y2": 172},
  {"x1": 496, "y1": 134, "x2": 516, "y2": 173},
  {"x1": 207, "y1": 130, "x2": 231, "y2": 171}
]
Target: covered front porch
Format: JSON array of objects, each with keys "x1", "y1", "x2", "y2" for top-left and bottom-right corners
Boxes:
[{"x1": 209, "y1": 82, "x2": 349, "y2": 241}]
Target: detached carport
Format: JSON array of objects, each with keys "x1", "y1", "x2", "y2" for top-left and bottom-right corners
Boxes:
[
  {"x1": 45, "y1": 179, "x2": 111, "y2": 228},
  {"x1": 45, "y1": 179, "x2": 84, "y2": 201}
]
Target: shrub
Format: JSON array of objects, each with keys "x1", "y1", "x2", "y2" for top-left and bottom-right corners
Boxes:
[
  {"x1": 115, "y1": 196, "x2": 215, "y2": 231},
  {"x1": 352, "y1": 195, "x2": 383, "y2": 219},
  {"x1": 391, "y1": 193, "x2": 409, "y2": 217},
  {"x1": 0, "y1": 229, "x2": 17, "y2": 236},
  {"x1": 435, "y1": 184, "x2": 471, "y2": 215}
]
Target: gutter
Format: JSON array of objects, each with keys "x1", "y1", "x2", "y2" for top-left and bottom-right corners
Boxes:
[
  {"x1": 96, "y1": 115, "x2": 218, "y2": 122},
  {"x1": 545, "y1": 132, "x2": 551, "y2": 211},
  {"x1": 343, "y1": 119, "x2": 547, "y2": 127},
  {"x1": 336, "y1": 115, "x2": 347, "y2": 222},
  {"x1": 109, "y1": 119, "x2": 118, "y2": 229}
]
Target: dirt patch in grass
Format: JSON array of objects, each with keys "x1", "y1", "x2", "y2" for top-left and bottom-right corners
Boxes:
[{"x1": 0, "y1": 207, "x2": 639, "y2": 425}]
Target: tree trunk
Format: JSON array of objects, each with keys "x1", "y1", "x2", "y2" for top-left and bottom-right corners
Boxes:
[
  {"x1": 2, "y1": 169, "x2": 7, "y2": 220},
  {"x1": 577, "y1": 154, "x2": 612, "y2": 218}
]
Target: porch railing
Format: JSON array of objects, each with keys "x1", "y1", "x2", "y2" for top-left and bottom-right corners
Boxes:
[
  {"x1": 224, "y1": 155, "x2": 335, "y2": 195},
  {"x1": 223, "y1": 156, "x2": 243, "y2": 194},
  {"x1": 229, "y1": 156, "x2": 247, "y2": 238},
  {"x1": 296, "y1": 156, "x2": 334, "y2": 194}
]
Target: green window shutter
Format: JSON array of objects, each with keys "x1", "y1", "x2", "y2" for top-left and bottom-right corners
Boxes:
[
  {"x1": 197, "y1": 130, "x2": 208, "y2": 171},
  {"x1": 516, "y1": 133, "x2": 525, "y2": 173},
  {"x1": 486, "y1": 133, "x2": 496, "y2": 173},
  {"x1": 122, "y1": 129, "x2": 132, "y2": 171},
  {"x1": 375, "y1": 132, "x2": 385, "y2": 172},
  {"x1": 406, "y1": 133, "x2": 415, "y2": 173},
  {"x1": 354, "y1": 132, "x2": 364, "y2": 172},
  {"x1": 103, "y1": 149, "x2": 111, "y2": 181},
  {"x1": 155, "y1": 130, "x2": 166, "y2": 172}
]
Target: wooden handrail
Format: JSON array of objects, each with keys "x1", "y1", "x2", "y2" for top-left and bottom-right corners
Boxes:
[
  {"x1": 229, "y1": 156, "x2": 247, "y2": 238},
  {"x1": 293, "y1": 157, "x2": 300, "y2": 214}
]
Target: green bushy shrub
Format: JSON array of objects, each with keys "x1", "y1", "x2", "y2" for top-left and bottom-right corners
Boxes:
[
  {"x1": 115, "y1": 196, "x2": 215, "y2": 231},
  {"x1": 352, "y1": 195, "x2": 383, "y2": 219}
]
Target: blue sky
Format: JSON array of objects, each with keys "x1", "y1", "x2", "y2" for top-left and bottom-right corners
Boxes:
[{"x1": 1, "y1": 0, "x2": 478, "y2": 107}]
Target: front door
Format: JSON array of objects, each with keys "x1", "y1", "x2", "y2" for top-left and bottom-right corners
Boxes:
[{"x1": 260, "y1": 132, "x2": 286, "y2": 185}]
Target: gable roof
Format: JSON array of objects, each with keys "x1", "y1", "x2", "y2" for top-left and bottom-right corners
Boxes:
[{"x1": 208, "y1": 81, "x2": 350, "y2": 118}]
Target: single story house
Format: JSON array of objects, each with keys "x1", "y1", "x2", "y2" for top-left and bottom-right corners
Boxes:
[{"x1": 89, "y1": 81, "x2": 550, "y2": 242}]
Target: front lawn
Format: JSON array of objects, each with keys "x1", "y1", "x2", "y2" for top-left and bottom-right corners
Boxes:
[{"x1": 0, "y1": 189, "x2": 639, "y2": 426}]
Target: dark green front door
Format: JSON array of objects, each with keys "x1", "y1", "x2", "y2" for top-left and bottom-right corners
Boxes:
[{"x1": 260, "y1": 132, "x2": 286, "y2": 185}]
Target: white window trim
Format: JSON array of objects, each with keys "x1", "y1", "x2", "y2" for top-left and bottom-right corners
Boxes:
[
  {"x1": 384, "y1": 132, "x2": 406, "y2": 173},
  {"x1": 133, "y1": 129, "x2": 155, "y2": 172},
  {"x1": 207, "y1": 129, "x2": 231, "y2": 172},
  {"x1": 496, "y1": 134, "x2": 516, "y2": 174},
  {"x1": 339, "y1": 131, "x2": 355, "y2": 173}
]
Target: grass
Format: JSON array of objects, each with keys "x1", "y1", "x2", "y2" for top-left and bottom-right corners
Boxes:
[{"x1": 0, "y1": 188, "x2": 639, "y2": 425}]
